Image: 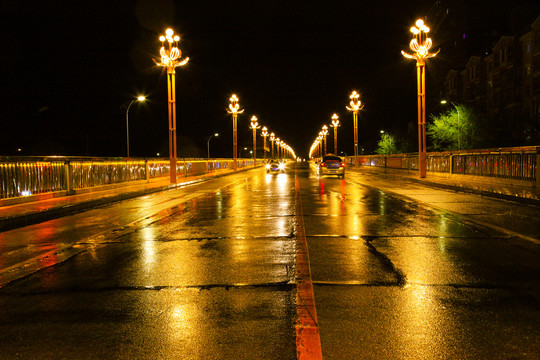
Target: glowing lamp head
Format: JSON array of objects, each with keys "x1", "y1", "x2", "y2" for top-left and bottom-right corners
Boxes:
[
  {"x1": 347, "y1": 90, "x2": 363, "y2": 112},
  {"x1": 402, "y1": 18, "x2": 438, "y2": 62},
  {"x1": 137, "y1": 96, "x2": 146, "y2": 101},
  {"x1": 250, "y1": 116, "x2": 259, "y2": 129}
]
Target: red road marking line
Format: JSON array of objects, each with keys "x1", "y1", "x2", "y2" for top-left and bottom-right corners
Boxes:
[{"x1": 295, "y1": 173, "x2": 323, "y2": 359}]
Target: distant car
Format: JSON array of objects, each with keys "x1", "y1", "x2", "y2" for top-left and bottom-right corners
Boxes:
[
  {"x1": 318, "y1": 155, "x2": 345, "y2": 178},
  {"x1": 266, "y1": 159, "x2": 285, "y2": 174}
]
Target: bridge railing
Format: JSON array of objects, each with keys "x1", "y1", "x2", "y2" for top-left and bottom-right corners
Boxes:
[
  {"x1": 345, "y1": 146, "x2": 539, "y2": 185},
  {"x1": 0, "y1": 157, "x2": 255, "y2": 200}
]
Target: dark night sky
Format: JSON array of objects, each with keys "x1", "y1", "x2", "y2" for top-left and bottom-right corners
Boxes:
[{"x1": 2, "y1": 0, "x2": 539, "y2": 158}]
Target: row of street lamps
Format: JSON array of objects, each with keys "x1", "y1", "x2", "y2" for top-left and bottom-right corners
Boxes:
[
  {"x1": 146, "y1": 18, "x2": 436, "y2": 184},
  {"x1": 309, "y1": 90, "x2": 363, "y2": 164},
  {"x1": 228, "y1": 94, "x2": 295, "y2": 170},
  {"x1": 309, "y1": 18, "x2": 437, "y2": 178}
]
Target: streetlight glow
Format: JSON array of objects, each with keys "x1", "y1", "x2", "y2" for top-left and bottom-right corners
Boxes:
[
  {"x1": 154, "y1": 27, "x2": 189, "y2": 184},
  {"x1": 321, "y1": 125, "x2": 329, "y2": 155},
  {"x1": 261, "y1": 126, "x2": 269, "y2": 162},
  {"x1": 227, "y1": 94, "x2": 244, "y2": 170},
  {"x1": 330, "y1": 113, "x2": 340, "y2": 155},
  {"x1": 402, "y1": 18, "x2": 439, "y2": 178},
  {"x1": 125, "y1": 95, "x2": 146, "y2": 158},
  {"x1": 249, "y1": 115, "x2": 260, "y2": 165},
  {"x1": 207, "y1": 133, "x2": 219, "y2": 159},
  {"x1": 346, "y1": 90, "x2": 364, "y2": 167}
]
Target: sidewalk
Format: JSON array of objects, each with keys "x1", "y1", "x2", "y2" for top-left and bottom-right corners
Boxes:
[
  {"x1": 0, "y1": 172, "x2": 224, "y2": 232},
  {"x1": 350, "y1": 166, "x2": 540, "y2": 206}
]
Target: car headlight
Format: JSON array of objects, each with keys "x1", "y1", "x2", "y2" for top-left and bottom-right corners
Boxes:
[
  {"x1": 278, "y1": 163, "x2": 285, "y2": 170},
  {"x1": 266, "y1": 164, "x2": 270, "y2": 169}
]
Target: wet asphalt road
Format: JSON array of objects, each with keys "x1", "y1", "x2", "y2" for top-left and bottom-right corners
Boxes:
[{"x1": 0, "y1": 163, "x2": 539, "y2": 359}]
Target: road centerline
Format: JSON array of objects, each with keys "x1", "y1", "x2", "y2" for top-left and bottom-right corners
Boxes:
[{"x1": 294, "y1": 171, "x2": 323, "y2": 359}]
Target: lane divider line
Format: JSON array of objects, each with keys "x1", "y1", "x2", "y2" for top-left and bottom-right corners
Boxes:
[{"x1": 294, "y1": 172, "x2": 323, "y2": 359}]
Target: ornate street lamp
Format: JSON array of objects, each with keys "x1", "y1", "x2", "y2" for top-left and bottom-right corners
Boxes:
[
  {"x1": 321, "y1": 125, "x2": 328, "y2": 156},
  {"x1": 330, "y1": 113, "x2": 340, "y2": 155},
  {"x1": 227, "y1": 94, "x2": 244, "y2": 170},
  {"x1": 269, "y1": 133, "x2": 276, "y2": 159},
  {"x1": 261, "y1": 126, "x2": 269, "y2": 162},
  {"x1": 346, "y1": 91, "x2": 364, "y2": 167},
  {"x1": 275, "y1": 137, "x2": 280, "y2": 159},
  {"x1": 402, "y1": 19, "x2": 439, "y2": 178},
  {"x1": 154, "y1": 28, "x2": 189, "y2": 184},
  {"x1": 125, "y1": 95, "x2": 145, "y2": 158},
  {"x1": 249, "y1": 116, "x2": 260, "y2": 165}
]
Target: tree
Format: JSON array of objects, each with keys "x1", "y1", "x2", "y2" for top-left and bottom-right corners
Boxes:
[
  {"x1": 427, "y1": 104, "x2": 478, "y2": 151},
  {"x1": 375, "y1": 133, "x2": 398, "y2": 155}
]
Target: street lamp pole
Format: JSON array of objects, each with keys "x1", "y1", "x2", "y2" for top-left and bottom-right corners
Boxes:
[
  {"x1": 154, "y1": 28, "x2": 189, "y2": 184},
  {"x1": 249, "y1": 116, "x2": 260, "y2": 165},
  {"x1": 261, "y1": 127, "x2": 268, "y2": 162},
  {"x1": 321, "y1": 125, "x2": 329, "y2": 155},
  {"x1": 270, "y1": 133, "x2": 275, "y2": 158},
  {"x1": 227, "y1": 94, "x2": 244, "y2": 170},
  {"x1": 125, "y1": 96, "x2": 145, "y2": 158},
  {"x1": 402, "y1": 19, "x2": 439, "y2": 178},
  {"x1": 207, "y1": 133, "x2": 219, "y2": 159},
  {"x1": 330, "y1": 113, "x2": 340, "y2": 155},
  {"x1": 346, "y1": 91, "x2": 364, "y2": 167}
]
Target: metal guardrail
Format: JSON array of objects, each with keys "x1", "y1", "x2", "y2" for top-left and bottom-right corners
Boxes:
[
  {"x1": 0, "y1": 157, "x2": 255, "y2": 199},
  {"x1": 346, "y1": 146, "x2": 539, "y2": 184}
]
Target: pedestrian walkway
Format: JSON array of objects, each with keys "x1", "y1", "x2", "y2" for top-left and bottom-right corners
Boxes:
[
  {"x1": 0, "y1": 172, "x2": 220, "y2": 232},
  {"x1": 350, "y1": 166, "x2": 540, "y2": 205}
]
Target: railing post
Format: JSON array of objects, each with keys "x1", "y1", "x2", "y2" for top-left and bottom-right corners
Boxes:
[
  {"x1": 450, "y1": 155, "x2": 454, "y2": 174},
  {"x1": 145, "y1": 159, "x2": 150, "y2": 182},
  {"x1": 536, "y1": 149, "x2": 540, "y2": 194},
  {"x1": 65, "y1": 160, "x2": 73, "y2": 195}
]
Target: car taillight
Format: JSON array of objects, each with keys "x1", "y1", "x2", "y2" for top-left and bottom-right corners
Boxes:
[
  {"x1": 340, "y1": 162, "x2": 345, "y2": 167},
  {"x1": 320, "y1": 162, "x2": 326, "y2": 167}
]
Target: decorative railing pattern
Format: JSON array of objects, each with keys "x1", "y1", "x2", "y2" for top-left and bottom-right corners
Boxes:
[
  {"x1": 0, "y1": 157, "x2": 254, "y2": 199},
  {"x1": 347, "y1": 146, "x2": 539, "y2": 183}
]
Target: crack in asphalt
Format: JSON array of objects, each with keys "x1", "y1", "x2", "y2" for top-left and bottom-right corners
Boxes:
[
  {"x1": 0, "y1": 281, "x2": 296, "y2": 296},
  {"x1": 363, "y1": 236, "x2": 407, "y2": 287}
]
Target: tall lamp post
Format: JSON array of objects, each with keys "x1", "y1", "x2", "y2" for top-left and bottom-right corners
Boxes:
[
  {"x1": 346, "y1": 91, "x2": 364, "y2": 167},
  {"x1": 270, "y1": 133, "x2": 275, "y2": 158},
  {"x1": 402, "y1": 19, "x2": 439, "y2": 178},
  {"x1": 207, "y1": 133, "x2": 219, "y2": 159},
  {"x1": 249, "y1": 116, "x2": 260, "y2": 165},
  {"x1": 261, "y1": 126, "x2": 269, "y2": 162},
  {"x1": 125, "y1": 95, "x2": 146, "y2": 157},
  {"x1": 330, "y1": 113, "x2": 340, "y2": 155},
  {"x1": 227, "y1": 94, "x2": 244, "y2": 170},
  {"x1": 276, "y1": 138, "x2": 281, "y2": 159},
  {"x1": 154, "y1": 28, "x2": 189, "y2": 184},
  {"x1": 321, "y1": 125, "x2": 329, "y2": 155}
]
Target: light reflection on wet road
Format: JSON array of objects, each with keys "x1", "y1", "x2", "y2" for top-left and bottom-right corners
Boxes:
[{"x1": 0, "y1": 164, "x2": 539, "y2": 359}]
